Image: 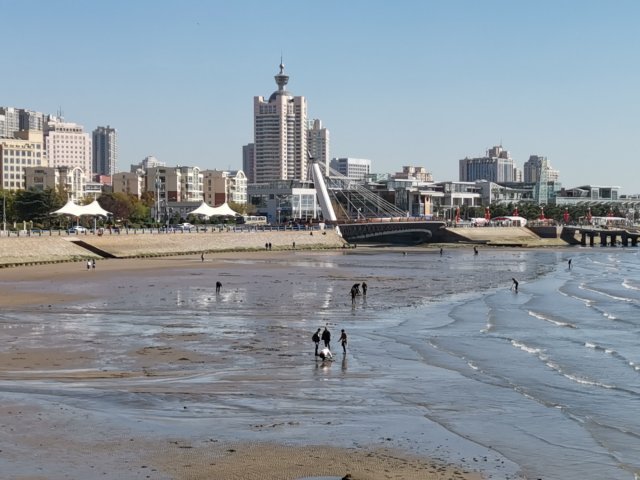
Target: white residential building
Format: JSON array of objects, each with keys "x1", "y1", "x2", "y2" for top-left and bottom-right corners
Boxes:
[
  {"x1": 45, "y1": 121, "x2": 92, "y2": 180},
  {"x1": 308, "y1": 119, "x2": 330, "y2": 175},
  {"x1": 329, "y1": 157, "x2": 371, "y2": 182},
  {"x1": 253, "y1": 63, "x2": 307, "y2": 183}
]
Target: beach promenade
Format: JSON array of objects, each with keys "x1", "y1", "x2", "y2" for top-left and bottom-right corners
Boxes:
[{"x1": 0, "y1": 229, "x2": 346, "y2": 267}]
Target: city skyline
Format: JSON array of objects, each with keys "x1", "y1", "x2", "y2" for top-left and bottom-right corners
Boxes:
[{"x1": 3, "y1": 1, "x2": 639, "y2": 192}]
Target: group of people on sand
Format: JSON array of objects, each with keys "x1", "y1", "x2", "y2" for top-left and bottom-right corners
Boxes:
[
  {"x1": 312, "y1": 326, "x2": 347, "y2": 360},
  {"x1": 350, "y1": 281, "x2": 367, "y2": 302}
]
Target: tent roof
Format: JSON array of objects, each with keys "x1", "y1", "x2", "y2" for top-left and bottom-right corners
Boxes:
[
  {"x1": 52, "y1": 200, "x2": 85, "y2": 217},
  {"x1": 187, "y1": 202, "x2": 240, "y2": 217},
  {"x1": 51, "y1": 200, "x2": 111, "y2": 217},
  {"x1": 81, "y1": 200, "x2": 111, "y2": 217}
]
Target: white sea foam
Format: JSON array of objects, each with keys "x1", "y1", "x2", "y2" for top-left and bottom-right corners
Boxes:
[
  {"x1": 622, "y1": 279, "x2": 640, "y2": 290},
  {"x1": 528, "y1": 310, "x2": 576, "y2": 328},
  {"x1": 511, "y1": 339, "x2": 541, "y2": 355}
]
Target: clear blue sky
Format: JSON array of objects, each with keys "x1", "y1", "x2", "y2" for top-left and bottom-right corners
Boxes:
[{"x1": 4, "y1": 0, "x2": 639, "y2": 192}]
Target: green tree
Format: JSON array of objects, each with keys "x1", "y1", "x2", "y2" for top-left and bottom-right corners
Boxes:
[
  {"x1": 14, "y1": 188, "x2": 64, "y2": 226},
  {"x1": 98, "y1": 193, "x2": 133, "y2": 223}
]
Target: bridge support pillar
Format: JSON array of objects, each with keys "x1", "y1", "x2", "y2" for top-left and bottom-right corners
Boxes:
[
  {"x1": 580, "y1": 232, "x2": 587, "y2": 246},
  {"x1": 622, "y1": 233, "x2": 629, "y2": 247},
  {"x1": 589, "y1": 233, "x2": 595, "y2": 247},
  {"x1": 632, "y1": 236, "x2": 638, "y2": 247},
  {"x1": 611, "y1": 233, "x2": 617, "y2": 246},
  {"x1": 600, "y1": 232, "x2": 608, "y2": 246}
]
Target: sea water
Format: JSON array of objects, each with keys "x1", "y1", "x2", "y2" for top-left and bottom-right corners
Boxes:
[{"x1": 1, "y1": 247, "x2": 639, "y2": 479}]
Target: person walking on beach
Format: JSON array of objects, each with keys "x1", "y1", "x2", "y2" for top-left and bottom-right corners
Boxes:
[
  {"x1": 350, "y1": 287, "x2": 357, "y2": 304},
  {"x1": 216, "y1": 281, "x2": 222, "y2": 294},
  {"x1": 86, "y1": 260, "x2": 91, "y2": 271},
  {"x1": 201, "y1": 252, "x2": 205, "y2": 262},
  {"x1": 474, "y1": 246, "x2": 478, "y2": 255},
  {"x1": 568, "y1": 258, "x2": 572, "y2": 270},
  {"x1": 440, "y1": 247, "x2": 443, "y2": 256},
  {"x1": 312, "y1": 328, "x2": 321, "y2": 355},
  {"x1": 339, "y1": 329, "x2": 347, "y2": 354},
  {"x1": 361, "y1": 281, "x2": 367, "y2": 296},
  {"x1": 321, "y1": 326, "x2": 331, "y2": 350},
  {"x1": 511, "y1": 278, "x2": 519, "y2": 293},
  {"x1": 92, "y1": 259, "x2": 96, "y2": 270}
]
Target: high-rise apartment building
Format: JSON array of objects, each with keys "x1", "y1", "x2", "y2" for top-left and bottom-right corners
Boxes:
[
  {"x1": 0, "y1": 107, "x2": 20, "y2": 138},
  {"x1": 1, "y1": 107, "x2": 49, "y2": 138},
  {"x1": 19, "y1": 109, "x2": 47, "y2": 132},
  {"x1": 253, "y1": 63, "x2": 307, "y2": 183},
  {"x1": 459, "y1": 145, "x2": 516, "y2": 183},
  {"x1": 329, "y1": 157, "x2": 372, "y2": 181},
  {"x1": 242, "y1": 143, "x2": 255, "y2": 184},
  {"x1": 307, "y1": 119, "x2": 330, "y2": 175},
  {"x1": 45, "y1": 120, "x2": 92, "y2": 180},
  {"x1": 523, "y1": 155, "x2": 559, "y2": 183},
  {"x1": 92, "y1": 126, "x2": 117, "y2": 177}
]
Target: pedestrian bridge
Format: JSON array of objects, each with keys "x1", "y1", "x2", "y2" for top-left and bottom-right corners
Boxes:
[{"x1": 561, "y1": 226, "x2": 640, "y2": 247}]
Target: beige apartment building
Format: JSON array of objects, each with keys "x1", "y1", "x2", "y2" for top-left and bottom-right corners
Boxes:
[
  {"x1": 24, "y1": 165, "x2": 85, "y2": 202},
  {"x1": 202, "y1": 169, "x2": 247, "y2": 206},
  {"x1": 144, "y1": 166, "x2": 203, "y2": 203},
  {"x1": 0, "y1": 130, "x2": 45, "y2": 191},
  {"x1": 45, "y1": 121, "x2": 92, "y2": 180},
  {"x1": 112, "y1": 170, "x2": 145, "y2": 198}
]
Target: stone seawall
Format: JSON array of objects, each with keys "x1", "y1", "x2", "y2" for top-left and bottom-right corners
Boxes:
[{"x1": 0, "y1": 230, "x2": 346, "y2": 267}]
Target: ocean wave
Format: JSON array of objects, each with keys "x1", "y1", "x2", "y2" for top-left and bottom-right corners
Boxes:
[
  {"x1": 580, "y1": 284, "x2": 634, "y2": 303},
  {"x1": 528, "y1": 310, "x2": 576, "y2": 328},
  {"x1": 545, "y1": 360, "x2": 616, "y2": 389},
  {"x1": 511, "y1": 339, "x2": 543, "y2": 356}
]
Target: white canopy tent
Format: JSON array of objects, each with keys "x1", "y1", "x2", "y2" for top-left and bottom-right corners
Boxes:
[
  {"x1": 187, "y1": 201, "x2": 240, "y2": 218},
  {"x1": 81, "y1": 200, "x2": 111, "y2": 217},
  {"x1": 52, "y1": 200, "x2": 111, "y2": 218},
  {"x1": 52, "y1": 200, "x2": 85, "y2": 217},
  {"x1": 51, "y1": 200, "x2": 111, "y2": 230}
]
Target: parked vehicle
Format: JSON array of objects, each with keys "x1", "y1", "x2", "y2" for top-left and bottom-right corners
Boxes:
[
  {"x1": 68, "y1": 226, "x2": 87, "y2": 234},
  {"x1": 175, "y1": 223, "x2": 194, "y2": 231}
]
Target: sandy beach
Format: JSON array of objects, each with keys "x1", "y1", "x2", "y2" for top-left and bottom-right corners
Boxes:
[{"x1": 0, "y1": 251, "x2": 490, "y2": 480}]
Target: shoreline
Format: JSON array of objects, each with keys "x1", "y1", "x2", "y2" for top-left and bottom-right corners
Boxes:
[{"x1": 0, "y1": 250, "x2": 518, "y2": 480}]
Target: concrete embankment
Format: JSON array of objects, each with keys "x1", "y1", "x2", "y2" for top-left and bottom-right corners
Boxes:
[
  {"x1": 0, "y1": 230, "x2": 346, "y2": 267},
  {"x1": 442, "y1": 226, "x2": 570, "y2": 247}
]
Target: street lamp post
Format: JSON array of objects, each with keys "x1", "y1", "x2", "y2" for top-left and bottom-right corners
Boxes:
[
  {"x1": 2, "y1": 193, "x2": 6, "y2": 235},
  {"x1": 155, "y1": 173, "x2": 161, "y2": 224}
]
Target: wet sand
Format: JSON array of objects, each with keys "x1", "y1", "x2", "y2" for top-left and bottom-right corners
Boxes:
[{"x1": 0, "y1": 250, "x2": 509, "y2": 479}]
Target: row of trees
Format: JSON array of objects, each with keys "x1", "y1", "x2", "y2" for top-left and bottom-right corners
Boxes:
[
  {"x1": 0, "y1": 188, "x2": 251, "y2": 229},
  {"x1": 0, "y1": 187, "x2": 632, "y2": 229},
  {"x1": 455, "y1": 203, "x2": 628, "y2": 223}
]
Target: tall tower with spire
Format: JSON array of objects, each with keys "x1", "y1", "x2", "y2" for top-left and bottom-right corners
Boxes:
[{"x1": 253, "y1": 62, "x2": 308, "y2": 183}]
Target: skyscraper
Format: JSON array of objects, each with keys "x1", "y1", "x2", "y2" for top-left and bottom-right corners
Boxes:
[
  {"x1": 459, "y1": 145, "x2": 516, "y2": 183},
  {"x1": 253, "y1": 63, "x2": 307, "y2": 183},
  {"x1": 308, "y1": 119, "x2": 330, "y2": 175},
  {"x1": 92, "y1": 125, "x2": 117, "y2": 177},
  {"x1": 242, "y1": 143, "x2": 255, "y2": 184}
]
